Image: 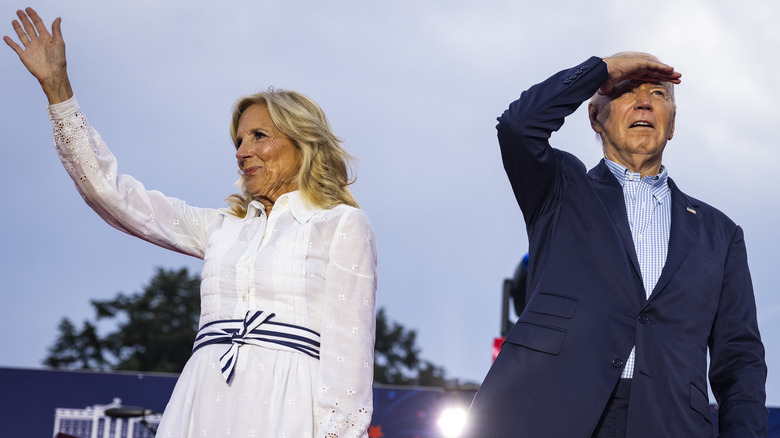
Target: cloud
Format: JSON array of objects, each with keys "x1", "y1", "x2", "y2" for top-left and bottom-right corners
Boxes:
[{"x1": 2, "y1": 0, "x2": 779, "y2": 404}]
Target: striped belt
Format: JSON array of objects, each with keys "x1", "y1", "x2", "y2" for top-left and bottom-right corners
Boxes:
[{"x1": 192, "y1": 310, "x2": 321, "y2": 383}]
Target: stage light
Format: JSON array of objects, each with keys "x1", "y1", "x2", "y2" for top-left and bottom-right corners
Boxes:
[{"x1": 437, "y1": 406, "x2": 467, "y2": 437}]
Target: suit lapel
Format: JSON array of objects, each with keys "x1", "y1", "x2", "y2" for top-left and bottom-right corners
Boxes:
[
  {"x1": 588, "y1": 161, "x2": 642, "y2": 281},
  {"x1": 648, "y1": 178, "x2": 701, "y2": 302}
]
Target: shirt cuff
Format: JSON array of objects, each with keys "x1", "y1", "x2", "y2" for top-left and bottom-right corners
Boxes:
[{"x1": 48, "y1": 96, "x2": 80, "y2": 121}]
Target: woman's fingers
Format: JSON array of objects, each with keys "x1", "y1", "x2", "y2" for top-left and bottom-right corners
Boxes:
[
  {"x1": 51, "y1": 17, "x2": 63, "y2": 41},
  {"x1": 2, "y1": 34, "x2": 23, "y2": 54},
  {"x1": 26, "y1": 7, "x2": 51, "y2": 39},
  {"x1": 16, "y1": 9, "x2": 38, "y2": 41},
  {"x1": 10, "y1": 18, "x2": 30, "y2": 46}
]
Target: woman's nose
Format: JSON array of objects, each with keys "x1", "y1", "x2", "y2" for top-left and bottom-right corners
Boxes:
[{"x1": 236, "y1": 143, "x2": 250, "y2": 160}]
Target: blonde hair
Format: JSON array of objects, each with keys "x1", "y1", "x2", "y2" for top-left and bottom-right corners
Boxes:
[{"x1": 226, "y1": 88, "x2": 359, "y2": 217}]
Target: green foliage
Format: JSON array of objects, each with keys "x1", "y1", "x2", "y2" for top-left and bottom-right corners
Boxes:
[
  {"x1": 44, "y1": 318, "x2": 109, "y2": 370},
  {"x1": 45, "y1": 268, "x2": 450, "y2": 386},
  {"x1": 373, "y1": 307, "x2": 448, "y2": 386},
  {"x1": 44, "y1": 267, "x2": 200, "y2": 373}
]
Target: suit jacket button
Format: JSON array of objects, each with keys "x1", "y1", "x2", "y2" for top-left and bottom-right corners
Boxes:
[
  {"x1": 563, "y1": 78, "x2": 572, "y2": 84},
  {"x1": 638, "y1": 314, "x2": 649, "y2": 324},
  {"x1": 612, "y1": 358, "x2": 624, "y2": 368}
]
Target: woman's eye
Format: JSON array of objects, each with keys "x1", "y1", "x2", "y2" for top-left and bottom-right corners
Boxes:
[{"x1": 254, "y1": 131, "x2": 267, "y2": 140}]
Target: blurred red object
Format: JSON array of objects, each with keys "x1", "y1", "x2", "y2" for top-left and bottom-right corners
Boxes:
[{"x1": 493, "y1": 337, "x2": 505, "y2": 361}]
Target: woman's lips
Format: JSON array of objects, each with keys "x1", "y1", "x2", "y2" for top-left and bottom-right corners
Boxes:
[{"x1": 243, "y1": 166, "x2": 260, "y2": 176}]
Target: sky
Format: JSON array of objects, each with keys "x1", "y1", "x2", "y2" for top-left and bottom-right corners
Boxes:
[{"x1": 1, "y1": 0, "x2": 779, "y2": 405}]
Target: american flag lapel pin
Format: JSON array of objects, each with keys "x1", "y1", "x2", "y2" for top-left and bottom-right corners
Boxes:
[{"x1": 686, "y1": 207, "x2": 697, "y2": 214}]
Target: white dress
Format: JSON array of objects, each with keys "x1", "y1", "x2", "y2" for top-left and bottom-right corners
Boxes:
[{"x1": 49, "y1": 97, "x2": 377, "y2": 438}]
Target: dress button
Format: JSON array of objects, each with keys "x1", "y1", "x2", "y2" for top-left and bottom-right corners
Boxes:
[
  {"x1": 612, "y1": 358, "x2": 624, "y2": 368},
  {"x1": 638, "y1": 314, "x2": 649, "y2": 324}
]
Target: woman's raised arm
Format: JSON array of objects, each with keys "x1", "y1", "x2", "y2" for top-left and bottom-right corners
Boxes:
[{"x1": 4, "y1": 7, "x2": 73, "y2": 104}]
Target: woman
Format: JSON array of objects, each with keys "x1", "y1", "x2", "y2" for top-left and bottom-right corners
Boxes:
[{"x1": 5, "y1": 8, "x2": 377, "y2": 438}]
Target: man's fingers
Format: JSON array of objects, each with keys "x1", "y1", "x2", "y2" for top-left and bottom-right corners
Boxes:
[
  {"x1": 605, "y1": 55, "x2": 680, "y2": 82},
  {"x1": 644, "y1": 60, "x2": 675, "y2": 73},
  {"x1": 643, "y1": 70, "x2": 682, "y2": 84},
  {"x1": 600, "y1": 54, "x2": 682, "y2": 96}
]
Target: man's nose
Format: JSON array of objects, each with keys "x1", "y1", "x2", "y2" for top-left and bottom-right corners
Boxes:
[{"x1": 634, "y1": 89, "x2": 652, "y2": 110}]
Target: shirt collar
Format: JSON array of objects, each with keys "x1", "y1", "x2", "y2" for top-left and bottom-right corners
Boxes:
[
  {"x1": 246, "y1": 191, "x2": 320, "y2": 223},
  {"x1": 605, "y1": 158, "x2": 667, "y2": 184},
  {"x1": 246, "y1": 200, "x2": 265, "y2": 218},
  {"x1": 604, "y1": 158, "x2": 670, "y2": 201}
]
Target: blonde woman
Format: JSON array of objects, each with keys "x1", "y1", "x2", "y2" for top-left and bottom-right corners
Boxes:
[{"x1": 5, "y1": 8, "x2": 377, "y2": 437}]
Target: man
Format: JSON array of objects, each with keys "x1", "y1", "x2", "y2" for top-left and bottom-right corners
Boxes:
[{"x1": 465, "y1": 53, "x2": 767, "y2": 437}]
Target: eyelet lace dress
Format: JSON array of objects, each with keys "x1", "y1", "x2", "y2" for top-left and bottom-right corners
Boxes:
[{"x1": 48, "y1": 97, "x2": 377, "y2": 438}]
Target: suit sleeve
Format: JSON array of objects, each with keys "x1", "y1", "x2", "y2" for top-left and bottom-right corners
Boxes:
[
  {"x1": 708, "y1": 226, "x2": 767, "y2": 437},
  {"x1": 497, "y1": 56, "x2": 607, "y2": 226}
]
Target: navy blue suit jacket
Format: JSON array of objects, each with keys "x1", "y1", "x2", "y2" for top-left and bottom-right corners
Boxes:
[{"x1": 465, "y1": 57, "x2": 767, "y2": 437}]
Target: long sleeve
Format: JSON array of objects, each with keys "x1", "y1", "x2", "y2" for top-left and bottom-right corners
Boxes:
[
  {"x1": 708, "y1": 225, "x2": 767, "y2": 437},
  {"x1": 497, "y1": 56, "x2": 607, "y2": 226},
  {"x1": 48, "y1": 97, "x2": 215, "y2": 259},
  {"x1": 315, "y1": 209, "x2": 377, "y2": 438}
]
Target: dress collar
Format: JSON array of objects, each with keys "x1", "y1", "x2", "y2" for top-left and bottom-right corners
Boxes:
[{"x1": 246, "y1": 191, "x2": 320, "y2": 223}]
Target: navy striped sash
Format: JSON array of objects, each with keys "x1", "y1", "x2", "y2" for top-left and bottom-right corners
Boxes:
[{"x1": 192, "y1": 310, "x2": 320, "y2": 383}]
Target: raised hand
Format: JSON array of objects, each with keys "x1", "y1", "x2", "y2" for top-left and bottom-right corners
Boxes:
[
  {"x1": 4, "y1": 7, "x2": 72, "y2": 104},
  {"x1": 600, "y1": 51, "x2": 681, "y2": 96}
]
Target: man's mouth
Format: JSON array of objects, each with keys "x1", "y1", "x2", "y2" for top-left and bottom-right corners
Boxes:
[{"x1": 630, "y1": 121, "x2": 653, "y2": 128}]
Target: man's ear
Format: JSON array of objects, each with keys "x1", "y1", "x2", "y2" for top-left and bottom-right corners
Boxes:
[
  {"x1": 668, "y1": 108, "x2": 676, "y2": 140},
  {"x1": 588, "y1": 102, "x2": 603, "y2": 134}
]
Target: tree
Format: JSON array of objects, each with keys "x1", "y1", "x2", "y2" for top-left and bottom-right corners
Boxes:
[
  {"x1": 45, "y1": 267, "x2": 451, "y2": 386},
  {"x1": 44, "y1": 319, "x2": 109, "y2": 370},
  {"x1": 44, "y1": 267, "x2": 200, "y2": 372},
  {"x1": 373, "y1": 307, "x2": 448, "y2": 386}
]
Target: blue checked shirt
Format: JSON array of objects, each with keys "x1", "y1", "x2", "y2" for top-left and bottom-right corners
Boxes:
[{"x1": 605, "y1": 159, "x2": 671, "y2": 378}]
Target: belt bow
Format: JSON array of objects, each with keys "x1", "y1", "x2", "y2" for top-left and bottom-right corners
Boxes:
[{"x1": 219, "y1": 310, "x2": 275, "y2": 383}]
